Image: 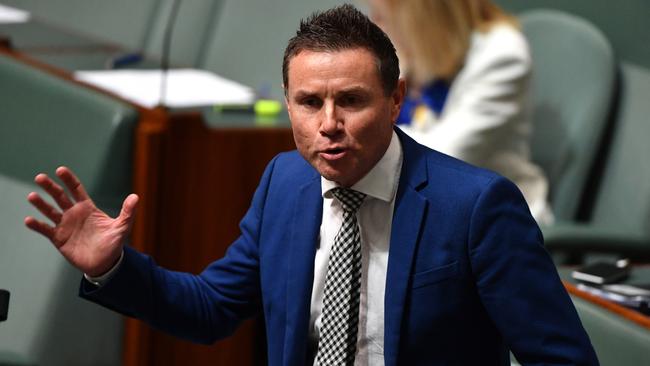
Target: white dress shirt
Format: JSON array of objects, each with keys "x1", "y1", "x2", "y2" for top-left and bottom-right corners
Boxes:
[{"x1": 309, "y1": 131, "x2": 403, "y2": 366}]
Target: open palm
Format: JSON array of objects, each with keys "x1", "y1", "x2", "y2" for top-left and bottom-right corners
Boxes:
[{"x1": 25, "y1": 167, "x2": 138, "y2": 277}]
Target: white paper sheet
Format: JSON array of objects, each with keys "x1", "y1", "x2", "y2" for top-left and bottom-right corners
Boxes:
[
  {"x1": 0, "y1": 4, "x2": 30, "y2": 23},
  {"x1": 74, "y1": 69, "x2": 256, "y2": 108}
]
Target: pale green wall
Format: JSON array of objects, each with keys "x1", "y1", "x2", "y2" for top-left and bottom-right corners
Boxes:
[
  {"x1": 1, "y1": 0, "x2": 156, "y2": 50},
  {"x1": 200, "y1": 0, "x2": 349, "y2": 99},
  {"x1": 495, "y1": 0, "x2": 650, "y2": 68},
  {"x1": 3, "y1": 0, "x2": 349, "y2": 98},
  {"x1": 1, "y1": 0, "x2": 222, "y2": 67},
  {"x1": 8, "y1": 0, "x2": 648, "y2": 95}
]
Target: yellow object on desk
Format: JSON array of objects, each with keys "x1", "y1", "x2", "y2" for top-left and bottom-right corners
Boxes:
[{"x1": 254, "y1": 99, "x2": 282, "y2": 117}]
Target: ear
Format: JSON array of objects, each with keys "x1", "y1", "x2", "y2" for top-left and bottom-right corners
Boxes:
[
  {"x1": 390, "y1": 78, "x2": 407, "y2": 124},
  {"x1": 283, "y1": 84, "x2": 292, "y2": 117}
]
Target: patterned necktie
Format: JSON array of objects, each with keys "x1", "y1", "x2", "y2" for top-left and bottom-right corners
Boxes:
[{"x1": 316, "y1": 187, "x2": 366, "y2": 366}]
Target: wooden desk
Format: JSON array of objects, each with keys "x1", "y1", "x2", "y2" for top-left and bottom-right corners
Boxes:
[
  {"x1": 1, "y1": 20, "x2": 295, "y2": 366},
  {"x1": 127, "y1": 109, "x2": 294, "y2": 366},
  {"x1": 560, "y1": 266, "x2": 650, "y2": 330}
]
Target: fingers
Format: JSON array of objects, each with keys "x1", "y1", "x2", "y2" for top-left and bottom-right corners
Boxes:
[
  {"x1": 27, "y1": 192, "x2": 62, "y2": 224},
  {"x1": 32, "y1": 166, "x2": 91, "y2": 210},
  {"x1": 24, "y1": 216, "x2": 56, "y2": 243},
  {"x1": 118, "y1": 194, "x2": 139, "y2": 224},
  {"x1": 56, "y1": 166, "x2": 90, "y2": 202},
  {"x1": 34, "y1": 173, "x2": 74, "y2": 210}
]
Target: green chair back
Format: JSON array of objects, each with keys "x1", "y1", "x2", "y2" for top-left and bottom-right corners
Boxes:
[
  {"x1": 589, "y1": 63, "x2": 650, "y2": 236},
  {"x1": 0, "y1": 55, "x2": 137, "y2": 210},
  {"x1": 521, "y1": 9, "x2": 616, "y2": 221},
  {"x1": 0, "y1": 54, "x2": 137, "y2": 366}
]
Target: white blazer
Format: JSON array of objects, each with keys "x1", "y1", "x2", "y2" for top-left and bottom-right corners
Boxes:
[{"x1": 400, "y1": 24, "x2": 553, "y2": 225}]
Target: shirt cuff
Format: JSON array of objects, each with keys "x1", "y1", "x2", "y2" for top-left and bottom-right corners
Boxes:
[{"x1": 83, "y1": 251, "x2": 124, "y2": 287}]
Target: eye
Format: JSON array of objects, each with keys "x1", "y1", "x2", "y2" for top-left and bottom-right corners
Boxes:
[
  {"x1": 299, "y1": 97, "x2": 322, "y2": 109},
  {"x1": 339, "y1": 94, "x2": 364, "y2": 108},
  {"x1": 343, "y1": 95, "x2": 357, "y2": 105}
]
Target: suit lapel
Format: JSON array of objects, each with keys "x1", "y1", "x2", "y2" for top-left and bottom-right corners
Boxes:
[
  {"x1": 280, "y1": 129, "x2": 429, "y2": 365},
  {"x1": 283, "y1": 176, "x2": 322, "y2": 366},
  {"x1": 384, "y1": 129, "x2": 429, "y2": 366}
]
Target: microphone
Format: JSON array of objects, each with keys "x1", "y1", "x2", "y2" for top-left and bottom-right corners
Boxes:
[
  {"x1": 159, "y1": 0, "x2": 182, "y2": 107},
  {"x1": 0, "y1": 289, "x2": 9, "y2": 322}
]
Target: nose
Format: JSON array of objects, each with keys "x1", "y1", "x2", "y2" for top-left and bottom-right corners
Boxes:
[{"x1": 320, "y1": 101, "x2": 342, "y2": 136}]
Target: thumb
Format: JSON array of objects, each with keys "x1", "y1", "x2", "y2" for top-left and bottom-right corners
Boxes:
[{"x1": 117, "y1": 193, "x2": 139, "y2": 224}]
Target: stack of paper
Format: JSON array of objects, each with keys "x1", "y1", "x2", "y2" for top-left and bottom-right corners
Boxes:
[
  {"x1": 74, "y1": 69, "x2": 256, "y2": 108},
  {"x1": 0, "y1": 4, "x2": 30, "y2": 23}
]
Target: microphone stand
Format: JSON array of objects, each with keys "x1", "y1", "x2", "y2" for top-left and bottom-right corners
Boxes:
[
  {"x1": 0, "y1": 289, "x2": 9, "y2": 322},
  {"x1": 159, "y1": 0, "x2": 182, "y2": 108}
]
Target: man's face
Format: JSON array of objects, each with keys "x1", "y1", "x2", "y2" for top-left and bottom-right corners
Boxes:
[{"x1": 285, "y1": 48, "x2": 404, "y2": 187}]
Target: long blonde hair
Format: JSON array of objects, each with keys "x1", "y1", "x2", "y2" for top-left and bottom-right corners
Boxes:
[{"x1": 383, "y1": 0, "x2": 516, "y2": 83}]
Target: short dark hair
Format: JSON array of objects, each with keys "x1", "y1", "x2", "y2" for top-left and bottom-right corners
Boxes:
[{"x1": 282, "y1": 4, "x2": 400, "y2": 96}]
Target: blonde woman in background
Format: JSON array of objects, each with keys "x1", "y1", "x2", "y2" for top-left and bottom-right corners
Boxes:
[{"x1": 368, "y1": 0, "x2": 554, "y2": 225}]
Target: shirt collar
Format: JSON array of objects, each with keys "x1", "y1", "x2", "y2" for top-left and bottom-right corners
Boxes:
[{"x1": 322, "y1": 131, "x2": 403, "y2": 203}]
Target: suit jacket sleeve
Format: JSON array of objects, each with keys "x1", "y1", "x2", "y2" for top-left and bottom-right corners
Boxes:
[
  {"x1": 78, "y1": 155, "x2": 280, "y2": 344},
  {"x1": 468, "y1": 176, "x2": 598, "y2": 365}
]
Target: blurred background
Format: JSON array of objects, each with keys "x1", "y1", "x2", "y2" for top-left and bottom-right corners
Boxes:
[
  {"x1": 1, "y1": 0, "x2": 649, "y2": 365},
  {"x1": 1, "y1": 0, "x2": 648, "y2": 99}
]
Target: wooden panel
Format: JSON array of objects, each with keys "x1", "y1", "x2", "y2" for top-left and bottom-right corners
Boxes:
[
  {"x1": 123, "y1": 106, "x2": 169, "y2": 366},
  {"x1": 127, "y1": 110, "x2": 295, "y2": 366}
]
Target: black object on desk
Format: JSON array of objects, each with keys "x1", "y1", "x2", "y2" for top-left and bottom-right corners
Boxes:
[
  {"x1": 0, "y1": 289, "x2": 9, "y2": 321},
  {"x1": 0, "y1": 36, "x2": 11, "y2": 49},
  {"x1": 576, "y1": 283, "x2": 650, "y2": 314},
  {"x1": 571, "y1": 259, "x2": 650, "y2": 314},
  {"x1": 571, "y1": 260, "x2": 630, "y2": 284}
]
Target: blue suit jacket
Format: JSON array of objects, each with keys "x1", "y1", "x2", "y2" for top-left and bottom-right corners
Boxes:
[{"x1": 82, "y1": 129, "x2": 598, "y2": 365}]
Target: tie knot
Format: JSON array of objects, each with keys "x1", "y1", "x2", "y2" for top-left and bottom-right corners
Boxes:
[{"x1": 332, "y1": 188, "x2": 366, "y2": 212}]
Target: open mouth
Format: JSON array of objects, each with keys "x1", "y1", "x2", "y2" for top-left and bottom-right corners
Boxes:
[
  {"x1": 325, "y1": 147, "x2": 344, "y2": 154},
  {"x1": 320, "y1": 148, "x2": 347, "y2": 160}
]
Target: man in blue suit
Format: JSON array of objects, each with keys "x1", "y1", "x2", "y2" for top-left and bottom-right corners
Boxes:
[{"x1": 25, "y1": 4, "x2": 597, "y2": 366}]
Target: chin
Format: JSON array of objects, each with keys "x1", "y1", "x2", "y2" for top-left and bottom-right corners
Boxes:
[
  {"x1": 319, "y1": 170, "x2": 342, "y2": 182},
  {"x1": 313, "y1": 160, "x2": 356, "y2": 186},
  {"x1": 317, "y1": 169, "x2": 345, "y2": 185}
]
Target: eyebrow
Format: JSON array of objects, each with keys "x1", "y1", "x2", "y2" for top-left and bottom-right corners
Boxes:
[
  {"x1": 291, "y1": 90, "x2": 318, "y2": 100},
  {"x1": 291, "y1": 85, "x2": 372, "y2": 99},
  {"x1": 335, "y1": 86, "x2": 372, "y2": 96}
]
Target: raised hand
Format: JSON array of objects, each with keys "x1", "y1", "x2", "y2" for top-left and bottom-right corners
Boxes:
[{"x1": 24, "y1": 167, "x2": 139, "y2": 277}]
